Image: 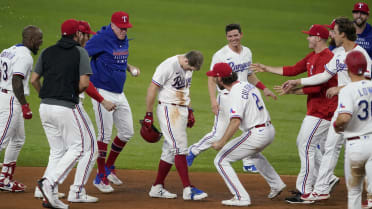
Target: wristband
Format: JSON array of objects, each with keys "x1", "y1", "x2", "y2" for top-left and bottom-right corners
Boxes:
[
  {"x1": 146, "y1": 112, "x2": 153, "y2": 117},
  {"x1": 85, "y1": 81, "x2": 104, "y2": 103},
  {"x1": 188, "y1": 107, "x2": 194, "y2": 112},
  {"x1": 256, "y1": 81, "x2": 266, "y2": 90}
]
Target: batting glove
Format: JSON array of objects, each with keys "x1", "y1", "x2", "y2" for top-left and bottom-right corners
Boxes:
[
  {"x1": 187, "y1": 108, "x2": 195, "y2": 128},
  {"x1": 144, "y1": 112, "x2": 153, "y2": 128},
  {"x1": 21, "y1": 103, "x2": 32, "y2": 119}
]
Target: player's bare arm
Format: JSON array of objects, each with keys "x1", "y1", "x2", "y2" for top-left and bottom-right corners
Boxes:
[
  {"x1": 146, "y1": 82, "x2": 160, "y2": 112},
  {"x1": 79, "y1": 74, "x2": 90, "y2": 93},
  {"x1": 326, "y1": 86, "x2": 345, "y2": 98},
  {"x1": 127, "y1": 63, "x2": 140, "y2": 77},
  {"x1": 212, "y1": 117, "x2": 241, "y2": 150},
  {"x1": 208, "y1": 76, "x2": 219, "y2": 115},
  {"x1": 30, "y1": 72, "x2": 42, "y2": 93},
  {"x1": 273, "y1": 85, "x2": 304, "y2": 95},
  {"x1": 333, "y1": 113, "x2": 352, "y2": 133},
  {"x1": 12, "y1": 75, "x2": 27, "y2": 105},
  {"x1": 251, "y1": 63, "x2": 284, "y2": 75},
  {"x1": 248, "y1": 72, "x2": 277, "y2": 100}
]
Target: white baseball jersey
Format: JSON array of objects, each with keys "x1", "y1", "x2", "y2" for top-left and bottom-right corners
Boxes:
[
  {"x1": 337, "y1": 80, "x2": 372, "y2": 138},
  {"x1": 229, "y1": 82, "x2": 271, "y2": 131},
  {"x1": 152, "y1": 55, "x2": 192, "y2": 106},
  {"x1": 211, "y1": 45, "x2": 252, "y2": 91},
  {"x1": 0, "y1": 45, "x2": 33, "y2": 95}
]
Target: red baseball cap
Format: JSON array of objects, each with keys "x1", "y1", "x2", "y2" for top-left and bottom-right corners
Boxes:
[
  {"x1": 345, "y1": 50, "x2": 367, "y2": 75},
  {"x1": 111, "y1": 11, "x2": 132, "y2": 28},
  {"x1": 302, "y1": 24, "x2": 329, "y2": 39},
  {"x1": 353, "y1": 2, "x2": 369, "y2": 15},
  {"x1": 324, "y1": 19, "x2": 336, "y2": 30},
  {"x1": 61, "y1": 19, "x2": 79, "y2": 36},
  {"x1": 206, "y1": 63, "x2": 232, "y2": 77},
  {"x1": 78, "y1": 21, "x2": 96, "y2": 35}
]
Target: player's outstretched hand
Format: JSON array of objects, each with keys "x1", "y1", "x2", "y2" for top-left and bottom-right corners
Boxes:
[
  {"x1": 263, "y1": 88, "x2": 277, "y2": 100},
  {"x1": 326, "y1": 87, "x2": 339, "y2": 99},
  {"x1": 281, "y1": 79, "x2": 299, "y2": 95},
  {"x1": 187, "y1": 108, "x2": 195, "y2": 128},
  {"x1": 143, "y1": 112, "x2": 153, "y2": 128},
  {"x1": 211, "y1": 101, "x2": 219, "y2": 116},
  {"x1": 21, "y1": 103, "x2": 32, "y2": 119},
  {"x1": 212, "y1": 141, "x2": 224, "y2": 151},
  {"x1": 273, "y1": 85, "x2": 293, "y2": 95},
  {"x1": 101, "y1": 100, "x2": 116, "y2": 111},
  {"x1": 250, "y1": 63, "x2": 267, "y2": 73}
]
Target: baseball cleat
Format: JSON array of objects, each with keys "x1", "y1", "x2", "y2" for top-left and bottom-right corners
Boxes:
[
  {"x1": 268, "y1": 184, "x2": 286, "y2": 199},
  {"x1": 186, "y1": 151, "x2": 196, "y2": 167},
  {"x1": 301, "y1": 192, "x2": 330, "y2": 201},
  {"x1": 183, "y1": 186, "x2": 208, "y2": 200},
  {"x1": 149, "y1": 184, "x2": 177, "y2": 199},
  {"x1": 285, "y1": 191, "x2": 314, "y2": 204},
  {"x1": 105, "y1": 165, "x2": 123, "y2": 185},
  {"x1": 242, "y1": 165, "x2": 259, "y2": 173},
  {"x1": 38, "y1": 178, "x2": 68, "y2": 209},
  {"x1": 93, "y1": 173, "x2": 114, "y2": 193},
  {"x1": 0, "y1": 177, "x2": 26, "y2": 192},
  {"x1": 35, "y1": 186, "x2": 65, "y2": 199},
  {"x1": 221, "y1": 197, "x2": 250, "y2": 206},
  {"x1": 328, "y1": 176, "x2": 340, "y2": 193},
  {"x1": 68, "y1": 191, "x2": 98, "y2": 203}
]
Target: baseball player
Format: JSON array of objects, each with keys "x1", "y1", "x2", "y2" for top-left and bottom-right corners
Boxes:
[
  {"x1": 85, "y1": 11, "x2": 140, "y2": 192},
  {"x1": 187, "y1": 24, "x2": 276, "y2": 173},
  {"x1": 352, "y1": 2, "x2": 372, "y2": 59},
  {"x1": 283, "y1": 17, "x2": 372, "y2": 201},
  {"x1": 333, "y1": 50, "x2": 372, "y2": 209},
  {"x1": 252, "y1": 24, "x2": 338, "y2": 204},
  {"x1": 209, "y1": 63, "x2": 285, "y2": 206},
  {"x1": 31, "y1": 19, "x2": 92, "y2": 209},
  {"x1": 0, "y1": 25, "x2": 42, "y2": 192},
  {"x1": 144, "y1": 50, "x2": 208, "y2": 200}
]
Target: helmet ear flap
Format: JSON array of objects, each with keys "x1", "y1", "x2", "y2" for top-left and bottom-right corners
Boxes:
[{"x1": 139, "y1": 120, "x2": 162, "y2": 143}]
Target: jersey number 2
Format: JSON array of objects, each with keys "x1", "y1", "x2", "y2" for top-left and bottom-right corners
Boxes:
[{"x1": 252, "y1": 93, "x2": 263, "y2": 110}]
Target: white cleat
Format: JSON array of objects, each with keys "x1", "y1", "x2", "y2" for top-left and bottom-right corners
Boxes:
[
  {"x1": 183, "y1": 186, "x2": 208, "y2": 201},
  {"x1": 268, "y1": 184, "x2": 286, "y2": 199},
  {"x1": 107, "y1": 173, "x2": 123, "y2": 186},
  {"x1": 38, "y1": 178, "x2": 69, "y2": 209},
  {"x1": 149, "y1": 184, "x2": 177, "y2": 199},
  {"x1": 35, "y1": 186, "x2": 65, "y2": 199},
  {"x1": 301, "y1": 192, "x2": 330, "y2": 201},
  {"x1": 68, "y1": 191, "x2": 98, "y2": 203},
  {"x1": 221, "y1": 197, "x2": 250, "y2": 206},
  {"x1": 93, "y1": 174, "x2": 114, "y2": 193}
]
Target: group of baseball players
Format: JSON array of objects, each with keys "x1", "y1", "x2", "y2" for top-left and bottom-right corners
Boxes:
[{"x1": 0, "y1": 2, "x2": 372, "y2": 209}]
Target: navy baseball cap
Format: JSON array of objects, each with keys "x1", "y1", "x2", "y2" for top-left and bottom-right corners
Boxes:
[
  {"x1": 345, "y1": 51, "x2": 367, "y2": 75},
  {"x1": 111, "y1": 11, "x2": 133, "y2": 28},
  {"x1": 207, "y1": 63, "x2": 232, "y2": 77}
]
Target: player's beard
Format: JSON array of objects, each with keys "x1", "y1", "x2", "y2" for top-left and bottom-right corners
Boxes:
[{"x1": 354, "y1": 18, "x2": 367, "y2": 27}]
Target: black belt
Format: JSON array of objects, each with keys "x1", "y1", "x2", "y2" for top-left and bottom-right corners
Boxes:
[
  {"x1": 255, "y1": 121, "x2": 271, "y2": 128},
  {"x1": 347, "y1": 136, "x2": 360, "y2": 141},
  {"x1": 158, "y1": 101, "x2": 187, "y2": 107}
]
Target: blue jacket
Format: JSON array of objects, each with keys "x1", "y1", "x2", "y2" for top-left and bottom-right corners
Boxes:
[
  {"x1": 356, "y1": 23, "x2": 372, "y2": 59},
  {"x1": 85, "y1": 24, "x2": 129, "y2": 93}
]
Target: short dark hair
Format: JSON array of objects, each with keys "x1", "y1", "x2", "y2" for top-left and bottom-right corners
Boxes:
[
  {"x1": 221, "y1": 72, "x2": 238, "y2": 85},
  {"x1": 335, "y1": 17, "x2": 357, "y2": 41},
  {"x1": 185, "y1": 50, "x2": 204, "y2": 70},
  {"x1": 62, "y1": 34, "x2": 75, "y2": 39},
  {"x1": 225, "y1": 24, "x2": 241, "y2": 34}
]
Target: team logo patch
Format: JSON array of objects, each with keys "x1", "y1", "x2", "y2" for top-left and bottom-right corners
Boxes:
[
  {"x1": 339, "y1": 103, "x2": 345, "y2": 108},
  {"x1": 230, "y1": 108, "x2": 236, "y2": 114}
]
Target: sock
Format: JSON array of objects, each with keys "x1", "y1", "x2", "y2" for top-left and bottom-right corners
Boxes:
[
  {"x1": 174, "y1": 155, "x2": 191, "y2": 188},
  {"x1": 106, "y1": 136, "x2": 127, "y2": 168},
  {"x1": 97, "y1": 141, "x2": 107, "y2": 174},
  {"x1": 154, "y1": 160, "x2": 172, "y2": 186}
]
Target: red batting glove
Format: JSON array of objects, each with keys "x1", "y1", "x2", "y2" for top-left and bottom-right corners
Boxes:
[
  {"x1": 144, "y1": 112, "x2": 153, "y2": 128},
  {"x1": 187, "y1": 108, "x2": 195, "y2": 128},
  {"x1": 21, "y1": 103, "x2": 32, "y2": 119}
]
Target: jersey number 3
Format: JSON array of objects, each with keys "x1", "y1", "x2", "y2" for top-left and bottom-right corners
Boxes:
[
  {"x1": 0, "y1": 60, "x2": 9, "y2": 82},
  {"x1": 358, "y1": 100, "x2": 372, "y2": 120}
]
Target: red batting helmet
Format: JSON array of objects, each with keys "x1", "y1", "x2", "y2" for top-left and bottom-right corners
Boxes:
[
  {"x1": 139, "y1": 120, "x2": 162, "y2": 143},
  {"x1": 345, "y1": 51, "x2": 367, "y2": 75}
]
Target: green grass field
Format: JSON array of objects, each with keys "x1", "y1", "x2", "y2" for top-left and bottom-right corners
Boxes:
[{"x1": 0, "y1": 0, "x2": 354, "y2": 176}]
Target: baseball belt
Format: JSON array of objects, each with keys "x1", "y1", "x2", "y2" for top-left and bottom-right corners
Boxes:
[{"x1": 158, "y1": 101, "x2": 187, "y2": 108}]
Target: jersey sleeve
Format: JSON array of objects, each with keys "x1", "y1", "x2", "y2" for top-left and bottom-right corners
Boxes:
[
  {"x1": 33, "y1": 49, "x2": 45, "y2": 75},
  {"x1": 77, "y1": 46, "x2": 93, "y2": 76},
  {"x1": 152, "y1": 62, "x2": 170, "y2": 87},
  {"x1": 283, "y1": 53, "x2": 311, "y2": 76},
  {"x1": 229, "y1": 88, "x2": 243, "y2": 119},
  {"x1": 85, "y1": 34, "x2": 104, "y2": 57},
  {"x1": 300, "y1": 70, "x2": 333, "y2": 86},
  {"x1": 12, "y1": 54, "x2": 32, "y2": 78},
  {"x1": 337, "y1": 87, "x2": 353, "y2": 115}
]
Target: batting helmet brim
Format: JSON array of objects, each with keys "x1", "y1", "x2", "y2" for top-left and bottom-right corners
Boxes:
[{"x1": 139, "y1": 120, "x2": 162, "y2": 143}]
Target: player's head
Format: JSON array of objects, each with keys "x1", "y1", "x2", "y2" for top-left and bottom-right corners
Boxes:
[
  {"x1": 334, "y1": 17, "x2": 357, "y2": 47},
  {"x1": 302, "y1": 24, "x2": 329, "y2": 49},
  {"x1": 111, "y1": 11, "x2": 132, "y2": 40},
  {"x1": 352, "y1": 2, "x2": 369, "y2": 27},
  {"x1": 22, "y1": 25, "x2": 43, "y2": 55},
  {"x1": 207, "y1": 62, "x2": 238, "y2": 89},
  {"x1": 61, "y1": 19, "x2": 80, "y2": 40},
  {"x1": 345, "y1": 50, "x2": 367, "y2": 76},
  {"x1": 325, "y1": 19, "x2": 336, "y2": 48},
  {"x1": 78, "y1": 20, "x2": 96, "y2": 47},
  {"x1": 183, "y1": 50, "x2": 204, "y2": 71},
  {"x1": 225, "y1": 24, "x2": 242, "y2": 48}
]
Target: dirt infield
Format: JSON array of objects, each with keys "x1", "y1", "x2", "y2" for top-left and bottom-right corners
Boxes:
[{"x1": 0, "y1": 167, "x2": 348, "y2": 209}]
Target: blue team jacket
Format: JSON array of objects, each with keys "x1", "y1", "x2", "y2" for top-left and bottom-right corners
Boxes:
[
  {"x1": 356, "y1": 23, "x2": 372, "y2": 59},
  {"x1": 85, "y1": 24, "x2": 129, "y2": 93}
]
